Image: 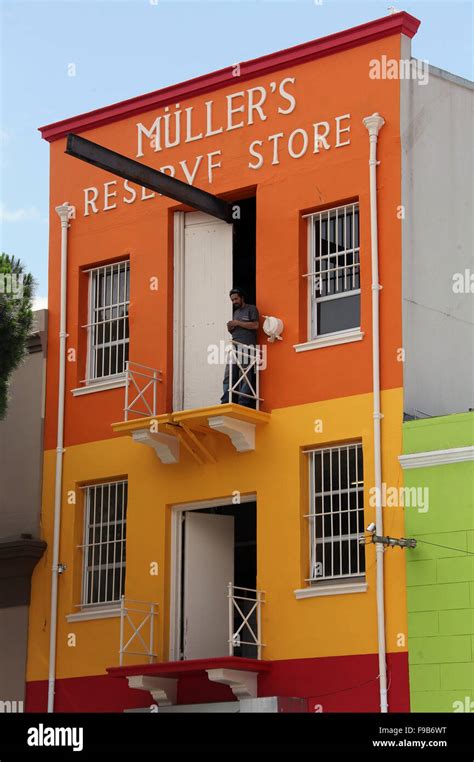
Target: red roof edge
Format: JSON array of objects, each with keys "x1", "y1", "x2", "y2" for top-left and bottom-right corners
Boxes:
[{"x1": 39, "y1": 12, "x2": 420, "y2": 143}]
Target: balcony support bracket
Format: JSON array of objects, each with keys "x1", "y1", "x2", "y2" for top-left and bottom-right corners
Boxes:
[
  {"x1": 206, "y1": 668, "x2": 257, "y2": 699},
  {"x1": 132, "y1": 428, "x2": 180, "y2": 464},
  {"x1": 126, "y1": 675, "x2": 178, "y2": 706},
  {"x1": 207, "y1": 415, "x2": 255, "y2": 452}
]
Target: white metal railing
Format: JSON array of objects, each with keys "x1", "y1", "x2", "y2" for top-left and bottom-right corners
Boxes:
[
  {"x1": 228, "y1": 583, "x2": 265, "y2": 660},
  {"x1": 124, "y1": 361, "x2": 162, "y2": 421},
  {"x1": 119, "y1": 597, "x2": 158, "y2": 666},
  {"x1": 226, "y1": 341, "x2": 264, "y2": 410}
]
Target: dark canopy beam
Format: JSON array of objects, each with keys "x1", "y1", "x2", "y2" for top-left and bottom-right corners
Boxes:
[{"x1": 65, "y1": 134, "x2": 233, "y2": 223}]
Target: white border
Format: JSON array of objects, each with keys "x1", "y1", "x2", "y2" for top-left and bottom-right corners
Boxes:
[
  {"x1": 294, "y1": 328, "x2": 364, "y2": 353},
  {"x1": 294, "y1": 581, "x2": 367, "y2": 599},
  {"x1": 71, "y1": 376, "x2": 126, "y2": 396},
  {"x1": 66, "y1": 605, "x2": 121, "y2": 622},
  {"x1": 399, "y1": 446, "x2": 474, "y2": 469}
]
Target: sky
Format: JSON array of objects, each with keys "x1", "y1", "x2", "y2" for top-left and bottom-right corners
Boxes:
[{"x1": 1, "y1": 0, "x2": 472, "y2": 307}]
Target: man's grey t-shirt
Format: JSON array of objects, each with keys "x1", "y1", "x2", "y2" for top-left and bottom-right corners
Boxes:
[{"x1": 230, "y1": 304, "x2": 259, "y2": 345}]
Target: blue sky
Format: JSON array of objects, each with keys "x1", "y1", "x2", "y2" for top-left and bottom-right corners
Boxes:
[{"x1": 1, "y1": 0, "x2": 472, "y2": 306}]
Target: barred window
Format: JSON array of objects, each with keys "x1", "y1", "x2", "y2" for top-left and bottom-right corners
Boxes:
[
  {"x1": 86, "y1": 261, "x2": 130, "y2": 381},
  {"x1": 306, "y1": 443, "x2": 365, "y2": 583},
  {"x1": 80, "y1": 481, "x2": 127, "y2": 606},
  {"x1": 306, "y1": 203, "x2": 360, "y2": 338}
]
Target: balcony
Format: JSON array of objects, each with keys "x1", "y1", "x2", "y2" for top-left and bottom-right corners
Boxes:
[
  {"x1": 119, "y1": 597, "x2": 158, "y2": 667},
  {"x1": 112, "y1": 584, "x2": 267, "y2": 706},
  {"x1": 113, "y1": 347, "x2": 271, "y2": 463}
]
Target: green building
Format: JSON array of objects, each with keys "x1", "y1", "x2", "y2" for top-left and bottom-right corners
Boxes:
[{"x1": 400, "y1": 412, "x2": 474, "y2": 712}]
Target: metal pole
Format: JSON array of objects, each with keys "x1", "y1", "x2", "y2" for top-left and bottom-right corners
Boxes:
[
  {"x1": 119, "y1": 595, "x2": 125, "y2": 666},
  {"x1": 255, "y1": 346, "x2": 260, "y2": 411},
  {"x1": 47, "y1": 203, "x2": 72, "y2": 713},
  {"x1": 228, "y1": 582, "x2": 233, "y2": 656},
  {"x1": 363, "y1": 112, "x2": 387, "y2": 714},
  {"x1": 257, "y1": 590, "x2": 262, "y2": 661},
  {"x1": 149, "y1": 603, "x2": 155, "y2": 663},
  {"x1": 124, "y1": 361, "x2": 129, "y2": 421}
]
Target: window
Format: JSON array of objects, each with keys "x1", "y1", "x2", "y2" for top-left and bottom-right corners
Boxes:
[
  {"x1": 86, "y1": 261, "x2": 130, "y2": 382},
  {"x1": 80, "y1": 481, "x2": 127, "y2": 606},
  {"x1": 306, "y1": 443, "x2": 365, "y2": 583},
  {"x1": 306, "y1": 203, "x2": 360, "y2": 338}
]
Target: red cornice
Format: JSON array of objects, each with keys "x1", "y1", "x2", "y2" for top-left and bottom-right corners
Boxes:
[
  {"x1": 107, "y1": 656, "x2": 272, "y2": 679},
  {"x1": 39, "y1": 12, "x2": 420, "y2": 143}
]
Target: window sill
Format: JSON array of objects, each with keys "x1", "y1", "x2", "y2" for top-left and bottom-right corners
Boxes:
[
  {"x1": 71, "y1": 376, "x2": 126, "y2": 396},
  {"x1": 294, "y1": 580, "x2": 367, "y2": 599},
  {"x1": 66, "y1": 605, "x2": 121, "y2": 622},
  {"x1": 293, "y1": 328, "x2": 364, "y2": 353}
]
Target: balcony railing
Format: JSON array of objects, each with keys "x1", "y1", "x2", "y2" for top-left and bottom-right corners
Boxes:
[
  {"x1": 124, "y1": 361, "x2": 162, "y2": 421},
  {"x1": 228, "y1": 583, "x2": 265, "y2": 660},
  {"x1": 225, "y1": 341, "x2": 264, "y2": 410},
  {"x1": 119, "y1": 597, "x2": 158, "y2": 666}
]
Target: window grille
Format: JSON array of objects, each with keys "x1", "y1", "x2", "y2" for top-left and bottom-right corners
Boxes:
[
  {"x1": 86, "y1": 261, "x2": 130, "y2": 381},
  {"x1": 306, "y1": 443, "x2": 365, "y2": 582},
  {"x1": 80, "y1": 480, "x2": 127, "y2": 605},
  {"x1": 306, "y1": 203, "x2": 360, "y2": 337}
]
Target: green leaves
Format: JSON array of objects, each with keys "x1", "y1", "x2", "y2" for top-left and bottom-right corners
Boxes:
[{"x1": 0, "y1": 253, "x2": 35, "y2": 419}]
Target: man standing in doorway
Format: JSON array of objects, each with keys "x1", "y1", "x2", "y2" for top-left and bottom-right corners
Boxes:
[{"x1": 221, "y1": 288, "x2": 260, "y2": 408}]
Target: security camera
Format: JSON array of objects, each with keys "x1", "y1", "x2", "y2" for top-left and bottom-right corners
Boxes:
[{"x1": 366, "y1": 522, "x2": 376, "y2": 533}]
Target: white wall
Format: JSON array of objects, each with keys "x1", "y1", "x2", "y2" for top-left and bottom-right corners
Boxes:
[{"x1": 401, "y1": 46, "x2": 474, "y2": 418}]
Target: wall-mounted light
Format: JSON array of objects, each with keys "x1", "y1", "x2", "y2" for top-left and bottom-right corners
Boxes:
[{"x1": 263, "y1": 316, "x2": 284, "y2": 343}]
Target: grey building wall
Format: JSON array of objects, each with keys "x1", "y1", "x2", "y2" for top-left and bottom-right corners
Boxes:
[
  {"x1": 0, "y1": 309, "x2": 48, "y2": 705},
  {"x1": 401, "y1": 42, "x2": 474, "y2": 418}
]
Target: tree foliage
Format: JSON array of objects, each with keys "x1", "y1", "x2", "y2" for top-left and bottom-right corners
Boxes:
[{"x1": 0, "y1": 253, "x2": 35, "y2": 419}]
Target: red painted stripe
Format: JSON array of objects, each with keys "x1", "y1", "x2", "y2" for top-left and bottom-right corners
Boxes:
[
  {"x1": 25, "y1": 652, "x2": 409, "y2": 712},
  {"x1": 39, "y1": 12, "x2": 420, "y2": 143}
]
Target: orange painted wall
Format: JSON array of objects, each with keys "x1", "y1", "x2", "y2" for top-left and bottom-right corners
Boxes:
[{"x1": 44, "y1": 33, "x2": 403, "y2": 448}]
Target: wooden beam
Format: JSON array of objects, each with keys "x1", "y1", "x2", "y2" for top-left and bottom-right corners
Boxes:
[
  {"x1": 65, "y1": 133, "x2": 233, "y2": 223},
  {"x1": 161, "y1": 423, "x2": 205, "y2": 465},
  {"x1": 180, "y1": 424, "x2": 216, "y2": 464}
]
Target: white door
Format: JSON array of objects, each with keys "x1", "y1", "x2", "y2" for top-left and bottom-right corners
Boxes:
[
  {"x1": 180, "y1": 212, "x2": 233, "y2": 410},
  {"x1": 183, "y1": 512, "x2": 234, "y2": 660}
]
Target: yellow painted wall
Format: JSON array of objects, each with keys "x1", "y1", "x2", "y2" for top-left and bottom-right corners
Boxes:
[{"x1": 27, "y1": 387, "x2": 407, "y2": 681}]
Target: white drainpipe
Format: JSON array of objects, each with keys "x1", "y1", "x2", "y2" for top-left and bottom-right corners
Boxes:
[
  {"x1": 362, "y1": 113, "x2": 388, "y2": 714},
  {"x1": 47, "y1": 203, "x2": 72, "y2": 713}
]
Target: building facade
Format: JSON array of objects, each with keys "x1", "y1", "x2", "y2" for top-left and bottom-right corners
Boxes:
[
  {"x1": 25, "y1": 12, "x2": 473, "y2": 712},
  {"x1": 401, "y1": 413, "x2": 474, "y2": 713},
  {"x1": 0, "y1": 309, "x2": 48, "y2": 710}
]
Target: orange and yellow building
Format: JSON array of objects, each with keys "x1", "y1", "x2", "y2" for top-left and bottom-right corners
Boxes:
[{"x1": 26, "y1": 11, "x2": 472, "y2": 713}]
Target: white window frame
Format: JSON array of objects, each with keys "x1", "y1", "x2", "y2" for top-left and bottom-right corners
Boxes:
[
  {"x1": 79, "y1": 480, "x2": 128, "y2": 607},
  {"x1": 84, "y1": 261, "x2": 130, "y2": 384},
  {"x1": 304, "y1": 203, "x2": 360, "y2": 341},
  {"x1": 305, "y1": 443, "x2": 365, "y2": 584}
]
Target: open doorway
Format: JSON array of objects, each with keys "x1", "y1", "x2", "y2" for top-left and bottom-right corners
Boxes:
[
  {"x1": 233, "y1": 196, "x2": 256, "y2": 306},
  {"x1": 173, "y1": 196, "x2": 256, "y2": 411},
  {"x1": 170, "y1": 497, "x2": 257, "y2": 661}
]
